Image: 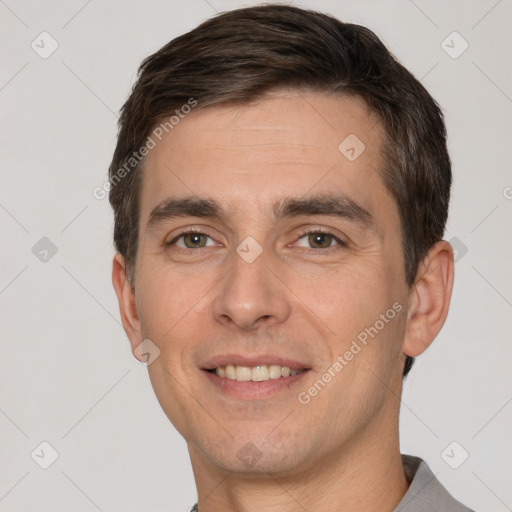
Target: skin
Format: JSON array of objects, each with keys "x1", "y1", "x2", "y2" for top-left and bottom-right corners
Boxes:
[{"x1": 112, "y1": 89, "x2": 454, "y2": 512}]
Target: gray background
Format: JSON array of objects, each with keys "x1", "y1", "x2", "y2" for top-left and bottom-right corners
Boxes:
[{"x1": 0, "y1": 0, "x2": 511, "y2": 510}]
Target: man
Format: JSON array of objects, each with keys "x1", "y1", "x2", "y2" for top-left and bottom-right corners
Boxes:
[{"x1": 109, "y1": 5, "x2": 474, "y2": 511}]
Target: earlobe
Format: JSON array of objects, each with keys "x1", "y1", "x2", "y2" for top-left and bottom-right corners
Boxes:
[
  {"x1": 402, "y1": 240, "x2": 454, "y2": 358},
  {"x1": 112, "y1": 253, "x2": 142, "y2": 351}
]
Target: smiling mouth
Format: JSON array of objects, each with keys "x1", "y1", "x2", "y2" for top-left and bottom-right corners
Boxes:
[{"x1": 206, "y1": 364, "x2": 309, "y2": 382}]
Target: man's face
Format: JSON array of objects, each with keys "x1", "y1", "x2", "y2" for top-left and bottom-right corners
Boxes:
[{"x1": 130, "y1": 90, "x2": 410, "y2": 474}]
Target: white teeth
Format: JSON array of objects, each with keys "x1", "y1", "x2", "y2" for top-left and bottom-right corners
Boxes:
[
  {"x1": 225, "y1": 364, "x2": 236, "y2": 380},
  {"x1": 268, "y1": 365, "x2": 282, "y2": 379},
  {"x1": 212, "y1": 364, "x2": 305, "y2": 381},
  {"x1": 252, "y1": 365, "x2": 269, "y2": 381},
  {"x1": 235, "y1": 366, "x2": 252, "y2": 381}
]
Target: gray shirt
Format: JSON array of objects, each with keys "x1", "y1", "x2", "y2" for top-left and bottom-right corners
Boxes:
[
  {"x1": 396, "y1": 454, "x2": 474, "y2": 511},
  {"x1": 189, "y1": 454, "x2": 475, "y2": 511}
]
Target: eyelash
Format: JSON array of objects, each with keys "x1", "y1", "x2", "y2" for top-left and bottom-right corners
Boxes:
[
  {"x1": 166, "y1": 228, "x2": 347, "y2": 252},
  {"x1": 294, "y1": 228, "x2": 347, "y2": 251},
  {"x1": 166, "y1": 228, "x2": 217, "y2": 248}
]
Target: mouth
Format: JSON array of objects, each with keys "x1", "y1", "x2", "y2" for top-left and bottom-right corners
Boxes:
[
  {"x1": 205, "y1": 364, "x2": 307, "y2": 381},
  {"x1": 200, "y1": 356, "x2": 311, "y2": 400}
]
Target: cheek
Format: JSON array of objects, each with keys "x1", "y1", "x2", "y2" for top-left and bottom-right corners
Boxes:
[
  {"x1": 135, "y1": 262, "x2": 212, "y2": 336},
  {"x1": 290, "y1": 261, "x2": 392, "y2": 335},
  {"x1": 292, "y1": 260, "x2": 406, "y2": 391}
]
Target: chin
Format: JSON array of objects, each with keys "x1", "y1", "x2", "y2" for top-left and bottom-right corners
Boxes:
[{"x1": 197, "y1": 436, "x2": 308, "y2": 476}]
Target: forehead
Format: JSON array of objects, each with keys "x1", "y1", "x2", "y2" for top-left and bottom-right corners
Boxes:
[{"x1": 139, "y1": 89, "x2": 396, "y2": 232}]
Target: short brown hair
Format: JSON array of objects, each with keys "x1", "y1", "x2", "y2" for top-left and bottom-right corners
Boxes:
[{"x1": 108, "y1": 4, "x2": 451, "y2": 377}]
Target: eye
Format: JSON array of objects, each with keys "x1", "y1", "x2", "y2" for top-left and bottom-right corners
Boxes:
[
  {"x1": 168, "y1": 232, "x2": 217, "y2": 249},
  {"x1": 295, "y1": 231, "x2": 345, "y2": 249}
]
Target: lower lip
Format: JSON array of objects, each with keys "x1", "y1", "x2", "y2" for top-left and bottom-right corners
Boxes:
[{"x1": 202, "y1": 369, "x2": 310, "y2": 400}]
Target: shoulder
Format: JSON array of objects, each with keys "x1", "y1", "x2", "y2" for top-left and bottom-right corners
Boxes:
[{"x1": 395, "y1": 454, "x2": 475, "y2": 512}]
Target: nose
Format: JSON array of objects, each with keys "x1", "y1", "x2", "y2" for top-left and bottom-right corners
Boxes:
[{"x1": 211, "y1": 247, "x2": 291, "y2": 331}]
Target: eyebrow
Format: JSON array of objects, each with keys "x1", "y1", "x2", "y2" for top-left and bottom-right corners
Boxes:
[{"x1": 146, "y1": 192, "x2": 374, "y2": 231}]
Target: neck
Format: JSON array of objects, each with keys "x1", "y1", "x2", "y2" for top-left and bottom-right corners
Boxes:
[{"x1": 188, "y1": 407, "x2": 409, "y2": 512}]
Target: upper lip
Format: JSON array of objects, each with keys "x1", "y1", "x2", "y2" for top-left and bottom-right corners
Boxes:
[{"x1": 201, "y1": 354, "x2": 310, "y2": 371}]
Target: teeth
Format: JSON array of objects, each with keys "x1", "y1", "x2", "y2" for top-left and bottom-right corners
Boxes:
[
  {"x1": 235, "y1": 366, "x2": 252, "y2": 381},
  {"x1": 214, "y1": 364, "x2": 304, "y2": 381},
  {"x1": 225, "y1": 365, "x2": 236, "y2": 380},
  {"x1": 268, "y1": 365, "x2": 282, "y2": 379},
  {"x1": 252, "y1": 365, "x2": 269, "y2": 381}
]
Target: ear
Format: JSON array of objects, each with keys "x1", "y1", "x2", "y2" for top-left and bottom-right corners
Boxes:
[
  {"x1": 402, "y1": 240, "x2": 455, "y2": 357},
  {"x1": 112, "y1": 253, "x2": 142, "y2": 352}
]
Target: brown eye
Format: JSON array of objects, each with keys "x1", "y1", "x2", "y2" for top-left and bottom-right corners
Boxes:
[
  {"x1": 182, "y1": 233, "x2": 208, "y2": 248},
  {"x1": 295, "y1": 231, "x2": 345, "y2": 250},
  {"x1": 308, "y1": 233, "x2": 334, "y2": 248},
  {"x1": 168, "y1": 232, "x2": 216, "y2": 249}
]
